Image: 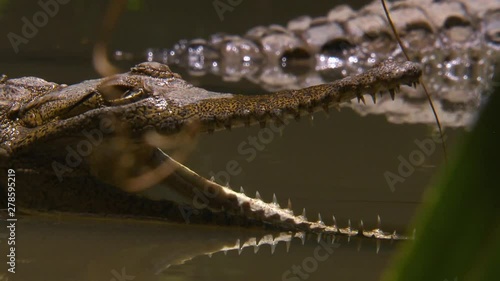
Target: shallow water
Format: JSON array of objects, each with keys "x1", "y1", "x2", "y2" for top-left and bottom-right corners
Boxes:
[{"x1": 0, "y1": 0, "x2": 474, "y2": 280}]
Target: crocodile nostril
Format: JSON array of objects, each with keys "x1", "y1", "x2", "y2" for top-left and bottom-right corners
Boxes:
[{"x1": 131, "y1": 62, "x2": 182, "y2": 79}]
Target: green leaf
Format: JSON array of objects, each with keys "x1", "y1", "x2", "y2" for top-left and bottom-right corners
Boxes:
[
  {"x1": 384, "y1": 82, "x2": 500, "y2": 281},
  {"x1": 127, "y1": 0, "x2": 143, "y2": 11}
]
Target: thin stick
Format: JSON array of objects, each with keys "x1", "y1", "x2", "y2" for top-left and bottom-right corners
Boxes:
[
  {"x1": 381, "y1": 0, "x2": 447, "y2": 163},
  {"x1": 93, "y1": 0, "x2": 126, "y2": 77}
]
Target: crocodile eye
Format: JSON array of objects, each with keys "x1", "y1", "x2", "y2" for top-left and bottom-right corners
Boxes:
[
  {"x1": 20, "y1": 110, "x2": 44, "y2": 128},
  {"x1": 99, "y1": 85, "x2": 146, "y2": 105}
]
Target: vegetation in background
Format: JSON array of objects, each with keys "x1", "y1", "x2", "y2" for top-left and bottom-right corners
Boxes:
[
  {"x1": 384, "y1": 82, "x2": 499, "y2": 281},
  {"x1": 127, "y1": 0, "x2": 142, "y2": 11},
  {"x1": 0, "y1": 0, "x2": 10, "y2": 17}
]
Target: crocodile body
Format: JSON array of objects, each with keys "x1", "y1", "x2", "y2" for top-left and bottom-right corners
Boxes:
[
  {"x1": 1, "y1": 1, "x2": 497, "y2": 279},
  {"x1": 116, "y1": 0, "x2": 499, "y2": 127},
  {"x1": 0, "y1": 60, "x2": 421, "y2": 241}
]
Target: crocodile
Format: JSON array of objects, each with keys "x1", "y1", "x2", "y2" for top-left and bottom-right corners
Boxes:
[
  {"x1": 0, "y1": 59, "x2": 421, "y2": 241},
  {"x1": 115, "y1": 0, "x2": 500, "y2": 127}
]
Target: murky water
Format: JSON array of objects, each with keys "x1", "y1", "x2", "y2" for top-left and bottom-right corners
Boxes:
[{"x1": 0, "y1": 0, "x2": 476, "y2": 280}]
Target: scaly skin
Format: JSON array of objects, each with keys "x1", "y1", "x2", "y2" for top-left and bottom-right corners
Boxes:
[
  {"x1": 0, "y1": 60, "x2": 421, "y2": 240},
  {"x1": 118, "y1": 0, "x2": 499, "y2": 127}
]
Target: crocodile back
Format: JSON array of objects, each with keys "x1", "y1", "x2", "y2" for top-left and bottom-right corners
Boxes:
[{"x1": 120, "y1": 0, "x2": 499, "y2": 127}]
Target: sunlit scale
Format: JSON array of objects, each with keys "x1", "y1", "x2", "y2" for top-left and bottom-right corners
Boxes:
[{"x1": 109, "y1": 1, "x2": 497, "y2": 127}]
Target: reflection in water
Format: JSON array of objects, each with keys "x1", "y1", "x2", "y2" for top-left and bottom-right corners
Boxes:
[
  {"x1": 0, "y1": 214, "x2": 404, "y2": 281},
  {"x1": 114, "y1": 0, "x2": 498, "y2": 128}
]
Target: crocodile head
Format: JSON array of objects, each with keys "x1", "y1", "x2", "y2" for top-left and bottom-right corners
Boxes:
[
  {"x1": 1, "y1": 60, "x2": 421, "y2": 162},
  {"x1": 0, "y1": 60, "x2": 421, "y2": 240}
]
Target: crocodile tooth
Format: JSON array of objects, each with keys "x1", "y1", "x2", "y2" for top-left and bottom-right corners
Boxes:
[
  {"x1": 370, "y1": 93, "x2": 377, "y2": 104},
  {"x1": 236, "y1": 239, "x2": 241, "y2": 254},
  {"x1": 357, "y1": 239, "x2": 362, "y2": 252},
  {"x1": 255, "y1": 191, "x2": 262, "y2": 200},
  {"x1": 240, "y1": 186, "x2": 245, "y2": 194},
  {"x1": 357, "y1": 94, "x2": 366, "y2": 104},
  {"x1": 298, "y1": 231, "x2": 306, "y2": 245},
  {"x1": 376, "y1": 239, "x2": 381, "y2": 254},
  {"x1": 301, "y1": 208, "x2": 307, "y2": 220},
  {"x1": 271, "y1": 243, "x2": 276, "y2": 254},
  {"x1": 272, "y1": 193, "x2": 279, "y2": 207},
  {"x1": 317, "y1": 213, "x2": 324, "y2": 225},
  {"x1": 287, "y1": 198, "x2": 292, "y2": 211},
  {"x1": 389, "y1": 89, "x2": 396, "y2": 100},
  {"x1": 316, "y1": 233, "x2": 322, "y2": 243},
  {"x1": 286, "y1": 240, "x2": 291, "y2": 253},
  {"x1": 234, "y1": 239, "x2": 241, "y2": 251},
  {"x1": 360, "y1": 220, "x2": 364, "y2": 231},
  {"x1": 332, "y1": 215, "x2": 338, "y2": 228},
  {"x1": 330, "y1": 235, "x2": 336, "y2": 244},
  {"x1": 210, "y1": 176, "x2": 215, "y2": 182},
  {"x1": 254, "y1": 245, "x2": 259, "y2": 254},
  {"x1": 347, "y1": 219, "x2": 352, "y2": 233}
]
